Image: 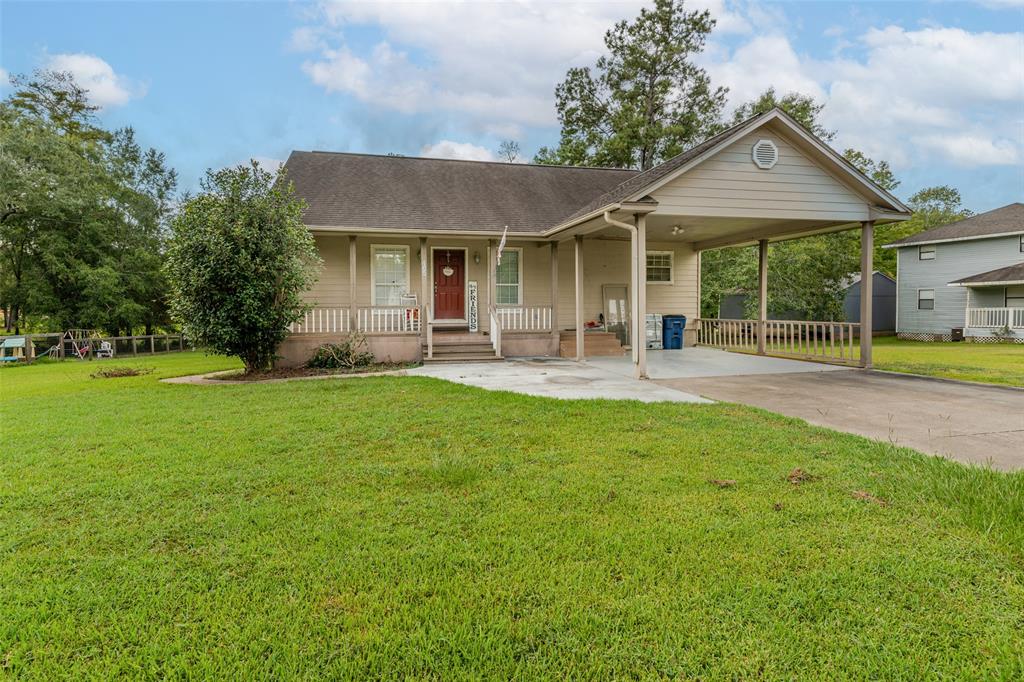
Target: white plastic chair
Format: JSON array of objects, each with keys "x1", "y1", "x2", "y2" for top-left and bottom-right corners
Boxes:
[{"x1": 96, "y1": 341, "x2": 115, "y2": 358}]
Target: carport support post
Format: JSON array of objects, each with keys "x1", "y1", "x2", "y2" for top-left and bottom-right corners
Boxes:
[
  {"x1": 550, "y1": 241, "x2": 559, "y2": 351},
  {"x1": 757, "y1": 239, "x2": 768, "y2": 355},
  {"x1": 348, "y1": 235, "x2": 358, "y2": 331},
  {"x1": 635, "y1": 213, "x2": 648, "y2": 380},
  {"x1": 860, "y1": 220, "x2": 874, "y2": 368},
  {"x1": 574, "y1": 235, "x2": 584, "y2": 362}
]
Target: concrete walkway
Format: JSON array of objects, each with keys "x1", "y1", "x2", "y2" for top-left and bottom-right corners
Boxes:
[
  {"x1": 409, "y1": 358, "x2": 711, "y2": 403},
  {"x1": 657, "y1": 370, "x2": 1024, "y2": 471}
]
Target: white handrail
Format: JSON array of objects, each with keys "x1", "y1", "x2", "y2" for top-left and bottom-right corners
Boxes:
[
  {"x1": 489, "y1": 305, "x2": 502, "y2": 357},
  {"x1": 425, "y1": 303, "x2": 434, "y2": 359}
]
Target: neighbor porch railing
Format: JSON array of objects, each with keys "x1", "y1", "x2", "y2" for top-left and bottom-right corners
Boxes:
[
  {"x1": 696, "y1": 318, "x2": 861, "y2": 365},
  {"x1": 290, "y1": 306, "x2": 421, "y2": 334},
  {"x1": 495, "y1": 306, "x2": 553, "y2": 331},
  {"x1": 966, "y1": 307, "x2": 1024, "y2": 329}
]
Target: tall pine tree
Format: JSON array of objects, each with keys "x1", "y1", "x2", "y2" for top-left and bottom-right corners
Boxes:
[{"x1": 535, "y1": 0, "x2": 726, "y2": 170}]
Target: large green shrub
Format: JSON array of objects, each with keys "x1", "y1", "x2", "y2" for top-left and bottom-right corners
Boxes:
[{"x1": 166, "y1": 162, "x2": 320, "y2": 372}]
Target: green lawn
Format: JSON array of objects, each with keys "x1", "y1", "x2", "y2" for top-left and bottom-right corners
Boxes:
[
  {"x1": 2, "y1": 353, "x2": 1023, "y2": 678},
  {"x1": 872, "y1": 336, "x2": 1024, "y2": 387}
]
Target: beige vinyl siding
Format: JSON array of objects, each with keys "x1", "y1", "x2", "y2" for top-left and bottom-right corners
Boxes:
[
  {"x1": 555, "y1": 239, "x2": 699, "y2": 330},
  {"x1": 651, "y1": 131, "x2": 870, "y2": 222},
  {"x1": 305, "y1": 235, "x2": 351, "y2": 306},
  {"x1": 308, "y1": 235, "x2": 697, "y2": 333}
]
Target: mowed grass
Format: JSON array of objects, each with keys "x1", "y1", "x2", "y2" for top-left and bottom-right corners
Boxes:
[
  {"x1": 872, "y1": 336, "x2": 1024, "y2": 387},
  {"x1": 2, "y1": 353, "x2": 1023, "y2": 678}
]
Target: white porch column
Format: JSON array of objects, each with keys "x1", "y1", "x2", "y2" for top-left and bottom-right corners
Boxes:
[
  {"x1": 419, "y1": 237, "x2": 428, "y2": 335},
  {"x1": 488, "y1": 239, "x2": 497, "y2": 336},
  {"x1": 574, "y1": 235, "x2": 584, "y2": 362},
  {"x1": 630, "y1": 221, "x2": 639, "y2": 367},
  {"x1": 550, "y1": 241, "x2": 559, "y2": 351},
  {"x1": 757, "y1": 238, "x2": 768, "y2": 355},
  {"x1": 635, "y1": 213, "x2": 648, "y2": 380},
  {"x1": 860, "y1": 221, "x2": 874, "y2": 368},
  {"x1": 348, "y1": 235, "x2": 357, "y2": 331}
]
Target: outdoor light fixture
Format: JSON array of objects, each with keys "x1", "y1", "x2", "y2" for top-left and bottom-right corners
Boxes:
[
  {"x1": 671, "y1": 225, "x2": 686, "y2": 236},
  {"x1": 474, "y1": 251, "x2": 481, "y2": 264}
]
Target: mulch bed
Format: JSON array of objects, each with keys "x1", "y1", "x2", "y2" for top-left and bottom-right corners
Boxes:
[{"x1": 213, "y1": 362, "x2": 417, "y2": 382}]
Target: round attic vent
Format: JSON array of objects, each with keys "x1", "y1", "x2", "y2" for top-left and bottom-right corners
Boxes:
[{"x1": 752, "y1": 139, "x2": 778, "y2": 169}]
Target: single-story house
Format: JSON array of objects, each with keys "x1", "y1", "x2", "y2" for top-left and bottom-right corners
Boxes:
[
  {"x1": 718, "y1": 271, "x2": 897, "y2": 333},
  {"x1": 278, "y1": 108, "x2": 910, "y2": 375},
  {"x1": 884, "y1": 203, "x2": 1024, "y2": 342}
]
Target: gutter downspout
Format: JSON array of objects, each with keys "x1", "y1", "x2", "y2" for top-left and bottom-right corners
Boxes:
[{"x1": 604, "y1": 210, "x2": 642, "y2": 373}]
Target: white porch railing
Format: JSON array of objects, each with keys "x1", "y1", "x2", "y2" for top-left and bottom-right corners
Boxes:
[
  {"x1": 290, "y1": 306, "x2": 422, "y2": 334},
  {"x1": 357, "y1": 306, "x2": 421, "y2": 333},
  {"x1": 696, "y1": 318, "x2": 861, "y2": 366},
  {"x1": 966, "y1": 307, "x2": 1024, "y2": 329},
  {"x1": 290, "y1": 307, "x2": 351, "y2": 334},
  {"x1": 496, "y1": 306, "x2": 553, "y2": 331}
]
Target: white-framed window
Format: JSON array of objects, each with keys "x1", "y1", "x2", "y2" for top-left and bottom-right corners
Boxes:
[
  {"x1": 1007, "y1": 285, "x2": 1024, "y2": 308},
  {"x1": 371, "y1": 245, "x2": 410, "y2": 305},
  {"x1": 918, "y1": 288, "x2": 935, "y2": 310},
  {"x1": 919, "y1": 245, "x2": 936, "y2": 260},
  {"x1": 495, "y1": 247, "x2": 522, "y2": 306},
  {"x1": 646, "y1": 251, "x2": 674, "y2": 283}
]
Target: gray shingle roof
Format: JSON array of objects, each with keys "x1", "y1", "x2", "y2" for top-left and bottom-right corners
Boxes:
[
  {"x1": 950, "y1": 261, "x2": 1024, "y2": 286},
  {"x1": 889, "y1": 203, "x2": 1024, "y2": 247},
  {"x1": 283, "y1": 151, "x2": 637, "y2": 234}
]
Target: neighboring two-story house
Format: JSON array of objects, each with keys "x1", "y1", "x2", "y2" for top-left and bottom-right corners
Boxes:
[{"x1": 886, "y1": 203, "x2": 1024, "y2": 342}]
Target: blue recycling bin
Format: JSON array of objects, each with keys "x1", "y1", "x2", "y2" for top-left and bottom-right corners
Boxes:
[{"x1": 662, "y1": 315, "x2": 686, "y2": 349}]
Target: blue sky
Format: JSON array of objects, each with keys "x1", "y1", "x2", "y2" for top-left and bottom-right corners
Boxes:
[{"x1": 2, "y1": 0, "x2": 1022, "y2": 212}]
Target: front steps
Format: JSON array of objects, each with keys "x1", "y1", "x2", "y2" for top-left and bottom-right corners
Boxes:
[
  {"x1": 423, "y1": 330, "x2": 501, "y2": 363},
  {"x1": 559, "y1": 331, "x2": 627, "y2": 357}
]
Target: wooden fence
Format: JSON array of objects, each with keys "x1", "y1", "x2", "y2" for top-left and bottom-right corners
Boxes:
[
  {"x1": 2, "y1": 333, "x2": 191, "y2": 360},
  {"x1": 695, "y1": 318, "x2": 861, "y2": 366}
]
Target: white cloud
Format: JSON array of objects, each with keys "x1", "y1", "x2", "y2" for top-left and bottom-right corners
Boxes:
[
  {"x1": 708, "y1": 24, "x2": 1023, "y2": 169},
  {"x1": 45, "y1": 53, "x2": 143, "y2": 108},
  {"x1": 297, "y1": 1, "x2": 1022, "y2": 171},
  {"x1": 420, "y1": 140, "x2": 495, "y2": 162}
]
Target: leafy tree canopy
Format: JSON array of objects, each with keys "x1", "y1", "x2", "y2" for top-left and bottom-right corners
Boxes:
[
  {"x1": 0, "y1": 70, "x2": 177, "y2": 334},
  {"x1": 730, "y1": 87, "x2": 836, "y2": 142},
  {"x1": 165, "y1": 163, "x2": 321, "y2": 372},
  {"x1": 535, "y1": 0, "x2": 726, "y2": 170}
]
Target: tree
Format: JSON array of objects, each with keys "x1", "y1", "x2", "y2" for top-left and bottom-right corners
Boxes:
[
  {"x1": 165, "y1": 163, "x2": 321, "y2": 372},
  {"x1": 497, "y1": 140, "x2": 520, "y2": 163},
  {"x1": 842, "y1": 149, "x2": 899, "y2": 192},
  {"x1": 731, "y1": 87, "x2": 835, "y2": 141},
  {"x1": 872, "y1": 186, "x2": 972, "y2": 275},
  {"x1": 0, "y1": 70, "x2": 177, "y2": 334},
  {"x1": 535, "y1": 0, "x2": 726, "y2": 169}
]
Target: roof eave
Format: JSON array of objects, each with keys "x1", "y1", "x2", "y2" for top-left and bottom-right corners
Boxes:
[{"x1": 883, "y1": 230, "x2": 1024, "y2": 249}]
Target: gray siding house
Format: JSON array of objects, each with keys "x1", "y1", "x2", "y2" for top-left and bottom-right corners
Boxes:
[{"x1": 886, "y1": 203, "x2": 1024, "y2": 342}]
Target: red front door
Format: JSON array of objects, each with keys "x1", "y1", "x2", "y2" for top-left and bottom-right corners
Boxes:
[{"x1": 433, "y1": 249, "x2": 465, "y2": 319}]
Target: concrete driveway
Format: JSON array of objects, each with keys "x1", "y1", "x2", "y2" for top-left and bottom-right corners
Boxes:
[{"x1": 657, "y1": 369, "x2": 1024, "y2": 471}]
